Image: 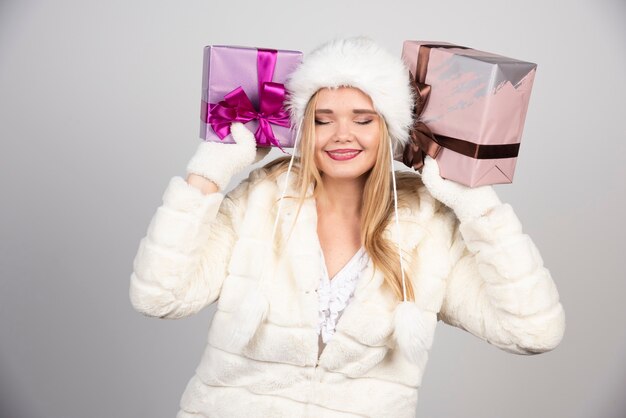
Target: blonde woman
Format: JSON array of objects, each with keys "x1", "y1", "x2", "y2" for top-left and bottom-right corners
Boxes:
[{"x1": 130, "y1": 37, "x2": 565, "y2": 418}]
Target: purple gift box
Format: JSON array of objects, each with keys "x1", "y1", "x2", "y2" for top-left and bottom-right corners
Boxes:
[
  {"x1": 398, "y1": 41, "x2": 537, "y2": 187},
  {"x1": 199, "y1": 45, "x2": 303, "y2": 151}
]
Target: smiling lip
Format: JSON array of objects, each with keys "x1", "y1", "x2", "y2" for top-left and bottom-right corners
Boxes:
[{"x1": 326, "y1": 149, "x2": 362, "y2": 161}]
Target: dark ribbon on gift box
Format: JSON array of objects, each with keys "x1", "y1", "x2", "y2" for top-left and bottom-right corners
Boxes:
[
  {"x1": 204, "y1": 48, "x2": 290, "y2": 153},
  {"x1": 403, "y1": 43, "x2": 521, "y2": 172}
]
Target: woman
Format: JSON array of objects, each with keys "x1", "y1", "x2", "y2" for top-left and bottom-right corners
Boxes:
[{"x1": 130, "y1": 37, "x2": 565, "y2": 418}]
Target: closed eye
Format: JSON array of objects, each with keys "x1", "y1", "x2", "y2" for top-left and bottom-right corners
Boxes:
[
  {"x1": 355, "y1": 120, "x2": 373, "y2": 125},
  {"x1": 314, "y1": 119, "x2": 330, "y2": 125}
]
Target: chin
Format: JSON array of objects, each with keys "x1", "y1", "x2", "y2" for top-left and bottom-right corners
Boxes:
[{"x1": 319, "y1": 165, "x2": 372, "y2": 181}]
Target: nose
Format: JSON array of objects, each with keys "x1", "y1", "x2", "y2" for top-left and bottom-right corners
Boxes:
[{"x1": 333, "y1": 119, "x2": 354, "y2": 142}]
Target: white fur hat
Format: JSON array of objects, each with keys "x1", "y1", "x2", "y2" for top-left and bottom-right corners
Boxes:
[{"x1": 284, "y1": 36, "x2": 415, "y2": 150}]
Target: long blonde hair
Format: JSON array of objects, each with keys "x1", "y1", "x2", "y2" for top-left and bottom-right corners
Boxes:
[{"x1": 262, "y1": 90, "x2": 420, "y2": 302}]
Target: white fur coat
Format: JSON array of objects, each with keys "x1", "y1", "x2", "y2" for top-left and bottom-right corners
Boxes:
[{"x1": 129, "y1": 166, "x2": 565, "y2": 418}]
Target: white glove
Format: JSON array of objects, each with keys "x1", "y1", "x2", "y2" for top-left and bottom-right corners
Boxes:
[
  {"x1": 186, "y1": 122, "x2": 271, "y2": 191},
  {"x1": 420, "y1": 156, "x2": 502, "y2": 223}
]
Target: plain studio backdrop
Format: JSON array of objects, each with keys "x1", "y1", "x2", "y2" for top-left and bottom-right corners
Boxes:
[{"x1": 1, "y1": 0, "x2": 624, "y2": 417}]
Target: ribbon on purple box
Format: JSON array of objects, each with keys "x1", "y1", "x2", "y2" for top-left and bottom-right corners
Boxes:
[{"x1": 205, "y1": 48, "x2": 290, "y2": 153}]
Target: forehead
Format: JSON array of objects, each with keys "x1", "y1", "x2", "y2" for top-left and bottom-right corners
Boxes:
[{"x1": 315, "y1": 86, "x2": 375, "y2": 110}]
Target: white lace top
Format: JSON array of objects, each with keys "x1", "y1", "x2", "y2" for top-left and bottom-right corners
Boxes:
[{"x1": 317, "y1": 246, "x2": 370, "y2": 345}]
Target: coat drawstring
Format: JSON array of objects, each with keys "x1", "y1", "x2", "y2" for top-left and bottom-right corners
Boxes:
[{"x1": 388, "y1": 138, "x2": 433, "y2": 364}]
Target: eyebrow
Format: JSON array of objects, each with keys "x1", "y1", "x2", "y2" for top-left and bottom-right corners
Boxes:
[{"x1": 315, "y1": 109, "x2": 378, "y2": 115}]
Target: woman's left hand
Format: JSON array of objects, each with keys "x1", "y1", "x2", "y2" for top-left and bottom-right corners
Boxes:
[{"x1": 420, "y1": 156, "x2": 502, "y2": 223}]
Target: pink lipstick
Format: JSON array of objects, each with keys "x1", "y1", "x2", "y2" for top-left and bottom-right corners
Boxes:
[{"x1": 326, "y1": 149, "x2": 361, "y2": 161}]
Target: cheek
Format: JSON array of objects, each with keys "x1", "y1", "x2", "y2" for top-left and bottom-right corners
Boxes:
[
  {"x1": 314, "y1": 139, "x2": 325, "y2": 159},
  {"x1": 363, "y1": 129, "x2": 381, "y2": 151},
  {"x1": 314, "y1": 128, "x2": 329, "y2": 149},
  {"x1": 364, "y1": 147, "x2": 378, "y2": 167},
  {"x1": 313, "y1": 139, "x2": 326, "y2": 167}
]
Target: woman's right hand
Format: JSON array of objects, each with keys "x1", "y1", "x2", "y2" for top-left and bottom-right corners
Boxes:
[{"x1": 185, "y1": 122, "x2": 270, "y2": 192}]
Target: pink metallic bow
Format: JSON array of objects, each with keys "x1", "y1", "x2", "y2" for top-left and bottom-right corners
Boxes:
[{"x1": 207, "y1": 49, "x2": 290, "y2": 153}]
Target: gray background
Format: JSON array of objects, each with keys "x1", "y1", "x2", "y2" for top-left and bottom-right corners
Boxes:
[{"x1": 1, "y1": 0, "x2": 624, "y2": 417}]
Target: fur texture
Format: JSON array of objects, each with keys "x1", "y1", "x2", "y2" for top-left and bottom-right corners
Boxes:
[
  {"x1": 130, "y1": 167, "x2": 566, "y2": 417},
  {"x1": 222, "y1": 285, "x2": 270, "y2": 352},
  {"x1": 393, "y1": 301, "x2": 435, "y2": 364},
  {"x1": 420, "y1": 156, "x2": 502, "y2": 223},
  {"x1": 185, "y1": 122, "x2": 262, "y2": 191},
  {"x1": 284, "y1": 36, "x2": 415, "y2": 151}
]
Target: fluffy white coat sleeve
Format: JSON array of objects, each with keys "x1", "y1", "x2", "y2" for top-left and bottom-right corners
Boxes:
[
  {"x1": 437, "y1": 203, "x2": 566, "y2": 355},
  {"x1": 129, "y1": 175, "x2": 250, "y2": 319}
]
